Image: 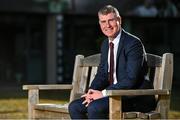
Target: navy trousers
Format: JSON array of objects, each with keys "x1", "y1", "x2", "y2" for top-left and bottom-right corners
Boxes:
[
  {"x1": 68, "y1": 96, "x2": 156, "y2": 119},
  {"x1": 68, "y1": 97, "x2": 109, "y2": 119}
]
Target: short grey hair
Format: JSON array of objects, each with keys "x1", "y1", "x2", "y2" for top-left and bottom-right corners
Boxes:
[{"x1": 98, "y1": 5, "x2": 120, "y2": 17}]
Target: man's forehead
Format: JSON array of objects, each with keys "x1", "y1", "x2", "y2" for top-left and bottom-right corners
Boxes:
[{"x1": 99, "y1": 13, "x2": 116, "y2": 19}]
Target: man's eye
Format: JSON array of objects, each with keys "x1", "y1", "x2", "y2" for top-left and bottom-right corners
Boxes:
[
  {"x1": 109, "y1": 18, "x2": 115, "y2": 22},
  {"x1": 101, "y1": 21, "x2": 106, "y2": 23}
]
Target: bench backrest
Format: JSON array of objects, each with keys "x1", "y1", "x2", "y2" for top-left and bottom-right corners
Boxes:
[
  {"x1": 69, "y1": 53, "x2": 173, "y2": 103},
  {"x1": 146, "y1": 53, "x2": 173, "y2": 91},
  {"x1": 70, "y1": 54, "x2": 100, "y2": 102}
]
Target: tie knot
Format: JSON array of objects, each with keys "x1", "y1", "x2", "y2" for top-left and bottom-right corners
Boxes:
[{"x1": 109, "y1": 42, "x2": 114, "y2": 48}]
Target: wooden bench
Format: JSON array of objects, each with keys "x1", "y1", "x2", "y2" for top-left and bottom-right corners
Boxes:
[{"x1": 23, "y1": 53, "x2": 173, "y2": 119}]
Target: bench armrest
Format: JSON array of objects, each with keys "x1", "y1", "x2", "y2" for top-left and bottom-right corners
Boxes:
[
  {"x1": 107, "y1": 89, "x2": 170, "y2": 120},
  {"x1": 23, "y1": 84, "x2": 73, "y2": 119},
  {"x1": 23, "y1": 84, "x2": 73, "y2": 90},
  {"x1": 106, "y1": 89, "x2": 170, "y2": 96}
]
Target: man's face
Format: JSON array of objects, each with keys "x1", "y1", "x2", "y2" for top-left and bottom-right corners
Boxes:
[{"x1": 98, "y1": 13, "x2": 121, "y2": 40}]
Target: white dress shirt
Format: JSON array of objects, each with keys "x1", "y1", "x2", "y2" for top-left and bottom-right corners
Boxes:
[{"x1": 102, "y1": 30, "x2": 121, "y2": 96}]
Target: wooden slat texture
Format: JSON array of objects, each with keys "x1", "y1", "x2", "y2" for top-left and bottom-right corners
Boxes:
[
  {"x1": 34, "y1": 108, "x2": 70, "y2": 119},
  {"x1": 34, "y1": 103, "x2": 69, "y2": 113},
  {"x1": 146, "y1": 53, "x2": 162, "y2": 67},
  {"x1": 123, "y1": 112, "x2": 138, "y2": 119},
  {"x1": 89, "y1": 67, "x2": 98, "y2": 87},
  {"x1": 157, "y1": 53, "x2": 173, "y2": 119},
  {"x1": 23, "y1": 84, "x2": 73, "y2": 90},
  {"x1": 161, "y1": 53, "x2": 173, "y2": 90},
  {"x1": 79, "y1": 67, "x2": 89, "y2": 93},
  {"x1": 147, "y1": 112, "x2": 161, "y2": 119},
  {"x1": 158, "y1": 95, "x2": 170, "y2": 119},
  {"x1": 28, "y1": 89, "x2": 39, "y2": 119},
  {"x1": 70, "y1": 55, "x2": 84, "y2": 102},
  {"x1": 109, "y1": 96, "x2": 121, "y2": 120},
  {"x1": 82, "y1": 54, "x2": 100, "y2": 66},
  {"x1": 106, "y1": 89, "x2": 170, "y2": 96},
  {"x1": 153, "y1": 67, "x2": 162, "y2": 90}
]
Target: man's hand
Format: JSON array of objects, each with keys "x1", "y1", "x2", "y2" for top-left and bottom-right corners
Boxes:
[
  {"x1": 81, "y1": 89, "x2": 94, "y2": 107},
  {"x1": 88, "y1": 89, "x2": 103, "y2": 100},
  {"x1": 81, "y1": 89, "x2": 103, "y2": 107}
]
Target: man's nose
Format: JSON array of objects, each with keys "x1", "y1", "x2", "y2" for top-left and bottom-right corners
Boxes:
[{"x1": 106, "y1": 21, "x2": 110, "y2": 27}]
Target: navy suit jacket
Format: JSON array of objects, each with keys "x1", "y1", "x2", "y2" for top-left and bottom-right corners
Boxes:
[{"x1": 90, "y1": 29, "x2": 153, "y2": 91}]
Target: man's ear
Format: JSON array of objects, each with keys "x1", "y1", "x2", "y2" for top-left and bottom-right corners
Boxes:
[{"x1": 117, "y1": 16, "x2": 122, "y2": 25}]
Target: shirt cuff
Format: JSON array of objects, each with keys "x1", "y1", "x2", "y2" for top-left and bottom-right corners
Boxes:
[{"x1": 102, "y1": 89, "x2": 107, "y2": 96}]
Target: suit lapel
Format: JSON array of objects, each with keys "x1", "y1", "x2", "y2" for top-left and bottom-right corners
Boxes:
[
  {"x1": 116, "y1": 29, "x2": 126, "y2": 62},
  {"x1": 103, "y1": 39, "x2": 109, "y2": 73}
]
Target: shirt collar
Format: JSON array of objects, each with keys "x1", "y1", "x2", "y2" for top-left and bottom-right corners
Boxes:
[{"x1": 108, "y1": 30, "x2": 121, "y2": 46}]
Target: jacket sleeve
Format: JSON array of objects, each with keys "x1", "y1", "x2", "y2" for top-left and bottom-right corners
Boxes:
[{"x1": 89, "y1": 40, "x2": 109, "y2": 90}]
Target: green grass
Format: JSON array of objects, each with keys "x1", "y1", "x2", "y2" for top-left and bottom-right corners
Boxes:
[
  {"x1": 0, "y1": 86, "x2": 70, "y2": 119},
  {"x1": 0, "y1": 98, "x2": 67, "y2": 119},
  {"x1": 0, "y1": 99, "x2": 27, "y2": 119}
]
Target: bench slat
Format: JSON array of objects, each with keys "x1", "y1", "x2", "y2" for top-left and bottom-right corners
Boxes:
[
  {"x1": 23, "y1": 84, "x2": 73, "y2": 90},
  {"x1": 34, "y1": 103, "x2": 69, "y2": 113},
  {"x1": 106, "y1": 89, "x2": 170, "y2": 96}
]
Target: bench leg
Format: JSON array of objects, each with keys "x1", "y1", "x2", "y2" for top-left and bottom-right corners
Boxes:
[{"x1": 28, "y1": 89, "x2": 39, "y2": 119}]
